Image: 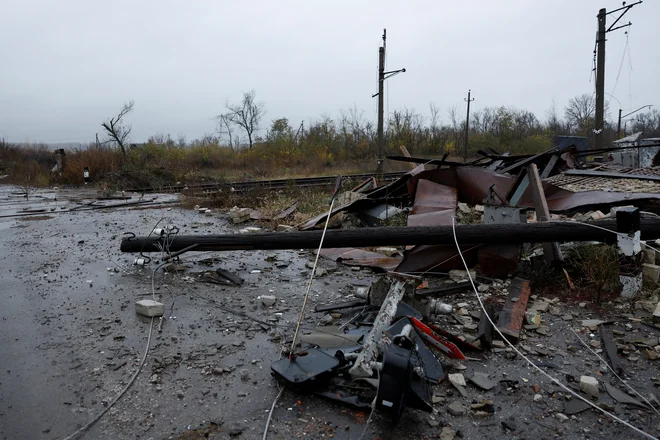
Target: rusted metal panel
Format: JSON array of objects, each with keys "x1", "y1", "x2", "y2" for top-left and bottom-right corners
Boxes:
[
  {"x1": 299, "y1": 198, "x2": 377, "y2": 230},
  {"x1": 497, "y1": 278, "x2": 531, "y2": 344},
  {"x1": 319, "y1": 247, "x2": 401, "y2": 272},
  {"x1": 274, "y1": 201, "x2": 298, "y2": 219},
  {"x1": 407, "y1": 179, "x2": 457, "y2": 227},
  {"x1": 394, "y1": 244, "x2": 479, "y2": 274},
  {"x1": 408, "y1": 166, "x2": 660, "y2": 213}
]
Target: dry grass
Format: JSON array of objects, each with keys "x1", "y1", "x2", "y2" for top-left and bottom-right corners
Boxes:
[
  {"x1": 182, "y1": 186, "x2": 333, "y2": 228},
  {"x1": 565, "y1": 243, "x2": 620, "y2": 301}
]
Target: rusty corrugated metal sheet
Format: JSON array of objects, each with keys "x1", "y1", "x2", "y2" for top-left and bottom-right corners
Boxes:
[
  {"x1": 407, "y1": 179, "x2": 457, "y2": 227},
  {"x1": 409, "y1": 166, "x2": 660, "y2": 212},
  {"x1": 319, "y1": 248, "x2": 401, "y2": 272}
]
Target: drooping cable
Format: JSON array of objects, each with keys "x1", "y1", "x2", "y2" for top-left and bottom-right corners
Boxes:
[
  {"x1": 450, "y1": 217, "x2": 658, "y2": 440},
  {"x1": 570, "y1": 328, "x2": 660, "y2": 417}
]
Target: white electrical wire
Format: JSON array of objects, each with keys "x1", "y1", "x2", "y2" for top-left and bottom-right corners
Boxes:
[
  {"x1": 262, "y1": 385, "x2": 285, "y2": 440},
  {"x1": 290, "y1": 196, "x2": 338, "y2": 354},
  {"x1": 567, "y1": 218, "x2": 660, "y2": 254},
  {"x1": 60, "y1": 319, "x2": 154, "y2": 440},
  {"x1": 60, "y1": 259, "x2": 167, "y2": 440},
  {"x1": 570, "y1": 328, "x2": 660, "y2": 417},
  {"x1": 450, "y1": 217, "x2": 658, "y2": 440}
]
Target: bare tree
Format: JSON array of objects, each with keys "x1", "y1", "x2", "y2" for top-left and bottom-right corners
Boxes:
[
  {"x1": 564, "y1": 94, "x2": 596, "y2": 133},
  {"x1": 101, "y1": 100, "x2": 135, "y2": 156},
  {"x1": 223, "y1": 90, "x2": 265, "y2": 149},
  {"x1": 545, "y1": 99, "x2": 563, "y2": 133},
  {"x1": 176, "y1": 133, "x2": 187, "y2": 148},
  {"x1": 216, "y1": 114, "x2": 235, "y2": 149}
]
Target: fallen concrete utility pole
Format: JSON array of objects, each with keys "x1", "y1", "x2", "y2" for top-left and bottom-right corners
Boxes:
[
  {"x1": 349, "y1": 276, "x2": 410, "y2": 379},
  {"x1": 121, "y1": 218, "x2": 660, "y2": 253}
]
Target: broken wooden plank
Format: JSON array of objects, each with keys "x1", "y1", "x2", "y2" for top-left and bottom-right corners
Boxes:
[
  {"x1": 496, "y1": 278, "x2": 531, "y2": 344},
  {"x1": 399, "y1": 145, "x2": 417, "y2": 170},
  {"x1": 476, "y1": 303, "x2": 494, "y2": 348},
  {"x1": 528, "y1": 163, "x2": 563, "y2": 263},
  {"x1": 599, "y1": 325, "x2": 624, "y2": 376},
  {"x1": 540, "y1": 154, "x2": 560, "y2": 179}
]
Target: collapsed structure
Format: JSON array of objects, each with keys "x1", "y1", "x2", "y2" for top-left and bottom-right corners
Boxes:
[{"x1": 121, "y1": 141, "x2": 660, "y2": 438}]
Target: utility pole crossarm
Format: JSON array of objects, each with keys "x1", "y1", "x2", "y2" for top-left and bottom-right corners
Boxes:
[
  {"x1": 374, "y1": 28, "x2": 406, "y2": 177},
  {"x1": 594, "y1": 1, "x2": 642, "y2": 151}
]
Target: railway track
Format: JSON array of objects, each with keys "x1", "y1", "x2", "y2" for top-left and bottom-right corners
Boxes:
[{"x1": 125, "y1": 171, "x2": 407, "y2": 195}]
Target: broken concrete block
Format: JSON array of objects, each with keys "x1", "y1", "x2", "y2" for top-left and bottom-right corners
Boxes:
[
  {"x1": 525, "y1": 311, "x2": 541, "y2": 325},
  {"x1": 643, "y1": 247, "x2": 656, "y2": 264},
  {"x1": 448, "y1": 373, "x2": 466, "y2": 387},
  {"x1": 642, "y1": 263, "x2": 660, "y2": 284},
  {"x1": 653, "y1": 302, "x2": 660, "y2": 323},
  {"x1": 230, "y1": 207, "x2": 251, "y2": 224},
  {"x1": 260, "y1": 295, "x2": 277, "y2": 307},
  {"x1": 529, "y1": 300, "x2": 549, "y2": 313},
  {"x1": 449, "y1": 269, "x2": 476, "y2": 282},
  {"x1": 457, "y1": 202, "x2": 471, "y2": 214},
  {"x1": 135, "y1": 299, "x2": 164, "y2": 317},
  {"x1": 276, "y1": 224, "x2": 296, "y2": 232},
  {"x1": 447, "y1": 401, "x2": 466, "y2": 416},
  {"x1": 589, "y1": 210, "x2": 606, "y2": 220},
  {"x1": 579, "y1": 375, "x2": 599, "y2": 397}
]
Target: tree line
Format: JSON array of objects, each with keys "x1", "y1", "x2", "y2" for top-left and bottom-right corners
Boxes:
[{"x1": 103, "y1": 90, "x2": 660, "y2": 164}]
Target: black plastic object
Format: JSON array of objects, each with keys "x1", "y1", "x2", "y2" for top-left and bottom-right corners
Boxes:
[
  {"x1": 616, "y1": 206, "x2": 640, "y2": 234},
  {"x1": 387, "y1": 318, "x2": 445, "y2": 383},
  {"x1": 314, "y1": 390, "x2": 372, "y2": 409},
  {"x1": 376, "y1": 344, "x2": 413, "y2": 421},
  {"x1": 271, "y1": 349, "x2": 340, "y2": 386},
  {"x1": 394, "y1": 302, "x2": 423, "y2": 321}
]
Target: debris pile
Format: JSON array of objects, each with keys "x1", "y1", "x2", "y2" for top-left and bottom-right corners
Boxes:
[{"x1": 117, "y1": 142, "x2": 660, "y2": 438}]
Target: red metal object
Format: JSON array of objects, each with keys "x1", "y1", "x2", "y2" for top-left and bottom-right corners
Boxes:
[
  {"x1": 496, "y1": 278, "x2": 531, "y2": 343},
  {"x1": 409, "y1": 317, "x2": 466, "y2": 360},
  {"x1": 425, "y1": 322, "x2": 482, "y2": 353}
]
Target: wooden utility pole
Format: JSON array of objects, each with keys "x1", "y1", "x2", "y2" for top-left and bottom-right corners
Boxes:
[
  {"x1": 594, "y1": 2, "x2": 641, "y2": 150},
  {"x1": 376, "y1": 29, "x2": 386, "y2": 176},
  {"x1": 595, "y1": 8, "x2": 606, "y2": 151},
  {"x1": 464, "y1": 90, "x2": 474, "y2": 162}
]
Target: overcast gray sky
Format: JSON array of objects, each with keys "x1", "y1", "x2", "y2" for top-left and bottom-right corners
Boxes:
[{"x1": 1, "y1": 0, "x2": 657, "y2": 145}]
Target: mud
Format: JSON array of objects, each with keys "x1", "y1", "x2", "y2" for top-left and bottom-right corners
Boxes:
[{"x1": 1, "y1": 185, "x2": 659, "y2": 440}]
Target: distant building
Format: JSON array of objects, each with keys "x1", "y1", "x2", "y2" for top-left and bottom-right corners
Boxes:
[
  {"x1": 553, "y1": 135, "x2": 588, "y2": 152},
  {"x1": 610, "y1": 132, "x2": 660, "y2": 168}
]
